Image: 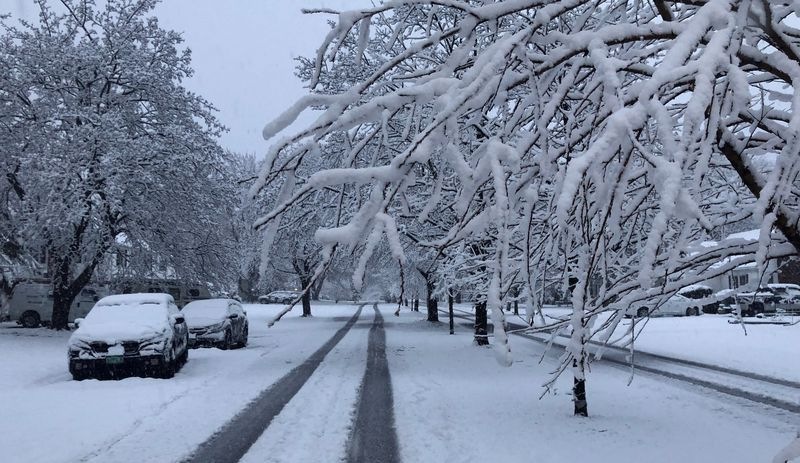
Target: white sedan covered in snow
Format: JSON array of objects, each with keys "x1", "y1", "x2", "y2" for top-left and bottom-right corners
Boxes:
[
  {"x1": 67, "y1": 293, "x2": 189, "y2": 380},
  {"x1": 626, "y1": 293, "x2": 703, "y2": 318}
]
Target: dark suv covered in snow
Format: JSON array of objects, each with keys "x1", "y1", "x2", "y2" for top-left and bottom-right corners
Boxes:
[{"x1": 67, "y1": 293, "x2": 189, "y2": 380}]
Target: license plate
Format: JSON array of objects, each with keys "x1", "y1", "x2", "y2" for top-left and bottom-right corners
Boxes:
[{"x1": 106, "y1": 356, "x2": 124, "y2": 365}]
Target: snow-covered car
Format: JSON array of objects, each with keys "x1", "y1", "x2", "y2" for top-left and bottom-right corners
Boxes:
[
  {"x1": 766, "y1": 284, "x2": 800, "y2": 304},
  {"x1": 675, "y1": 284, "x2": 719, "y2": 314},
  {"x1": 626, "y1": 293, "x2": 703, "y2": 318},
  {"x1": 182, "y1": 298, "x2": 248, "y2": 349},
  {"x1": 735, "y1": 287, "x2": 780, "y2": 304},
  {"x1": 734, "y1": 287, "x2": 781, "y2": 316},
  {"x1": 67, "y1": 293, "x2": 189, "y2": 380},
  {"x1": 258, "y1": 290, "x2": 302, "y2": 304}
]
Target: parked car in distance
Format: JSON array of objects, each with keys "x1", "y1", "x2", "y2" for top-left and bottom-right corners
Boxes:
[
  {"x1": 626, "y1": 293, "x2": 703, "y2": 318},
  {"x1": 735, "y1": 285, "x2": 800, "y2": 316},
  {"x1": 116, "y1": 279, "x2": 211, "y2": 308},
  {"x1": 9, "y1": 280, "x2": 105, "y2": 328},
  {"x1": 766, "y1": 284, "x2": 800, "y2": 304},
  {"x1": 734, "y1": 287, "x2": 781, "y2": 316},
  {"x1": 182, "y1": 299, "x2": 248, "y2": 349},
  {"x1": 67, "y1": 293, "x2": 189, "y2": 380},
  {"x1": 258, "y1": 290, "x2": 302, "y2": 304},
  {"x1": 676, "y1": 284, "x2": 719, "y2": 314}
]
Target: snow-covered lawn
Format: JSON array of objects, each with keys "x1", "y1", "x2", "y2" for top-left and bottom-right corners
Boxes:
[
  {"x1": 611, "y1": 314, "x2": 800, "y2": 382},
  {"x1": 0, "y1": 303, "x2": 797, "y2": 462},
  {"x1": 389, "y1": 308, "x2": 798, "y2": 463},
  {"x1": 530, "y1": 306, "x2": 800, "y2": 382}
]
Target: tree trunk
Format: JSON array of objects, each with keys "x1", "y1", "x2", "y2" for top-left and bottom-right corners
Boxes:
[
  {"x1": 311, "y1": 271, "x2": 326, "y2": 300},
  {"x1": 448, "y1": 293, "x2": 454, "y2": 335},
  {"x1": 426, "y1": 280, "x2": 439, "y2": 322},
  {"x1": 568, "y1": 275, "x2": 588, "y2": 416},
  {"x1": 573, "y1": 373, "x2": 588, "y2": 417},
  {"x1": 299, "y1": 277, "x2": 312, "y2": 317},
  {"x1": 48, "y1": 238, "x2": 106, "y2": 330},
  {"x1": 413, "y1": 298, "x2": 419, "y2": 312},
  {"x1": 513, "y1": 300, "x2": 519, "y2": 315},
  {"x1": 301, "y1": 290, "x2": 312, "y2": 317},
  {"x1": 51, "y1": 262, "x2": 80, "y2": 330},
  {"x1": 474, "y1": 302, "x2": 489, "y2": 345},
  {"x1": 0, "y1": 276, "x2": 14, "y2": 319},
  {"x1": 237, "y1": 277, "x2": 254, "y2": 302}
]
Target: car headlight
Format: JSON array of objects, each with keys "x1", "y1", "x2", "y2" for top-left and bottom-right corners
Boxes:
[
  {"x1": 206, "y1": 321, "x2": 227, "y2": 333},
  {"x1": 139, "y1": 333, "x2": 169, "y2": 352},
  {"x1": 68, "y1": 339, "x2": 90, "y2": 358}
]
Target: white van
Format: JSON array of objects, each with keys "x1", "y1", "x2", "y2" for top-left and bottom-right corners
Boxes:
[{"x1": 9, "y1": 281, "x2": 104, "y2": 328}]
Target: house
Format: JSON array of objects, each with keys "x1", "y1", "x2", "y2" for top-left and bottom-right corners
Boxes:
[{"x1": 695, "y1": 229, "x2": 779, "y2": 294}]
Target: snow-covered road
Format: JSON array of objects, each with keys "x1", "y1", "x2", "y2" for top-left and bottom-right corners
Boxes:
[
  {"x1": 0, "y1": 303, "x2": 364, "y2": 463},
  {"x1": 1, "y1": 303, "x2": 797, "y2": 462}
]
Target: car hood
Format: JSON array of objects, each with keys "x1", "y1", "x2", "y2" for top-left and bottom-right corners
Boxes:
[
  {"x1": 185, "y1": 316, "x2": 226, "y2": 329},
  {"x1": 69, "y1": 322, "x2": 166, "y2": 345}
]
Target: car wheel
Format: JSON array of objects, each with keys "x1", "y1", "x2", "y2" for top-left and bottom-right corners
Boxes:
[
  {"x1": 220, "y1": 330, "x2": 232, "y2": 350},
  {"x1": 177, "y1": 345, "x2": 188, "y2": 366},
  {"x1": 636, "y1": 308, "x2": 648, "y2": 318},
  {"x1": 158, "y1": 349, "x2": 176, "y2": 379},
  {"x1": 20, "y1": 311, "x2": 41, "y2": 328},
  {"x1": 237, "y1": 324, "x2": 248, "y2": 348},
  {"x1": 694, "y1": 307, "x2": 701, "y2": 316}
]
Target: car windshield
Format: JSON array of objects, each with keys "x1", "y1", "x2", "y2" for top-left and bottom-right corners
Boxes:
[{"x1": 182, "y1": 300, "x2": 228, "y2": 319}]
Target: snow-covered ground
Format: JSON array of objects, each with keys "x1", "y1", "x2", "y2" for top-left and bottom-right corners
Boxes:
[
  {"x1": 389, "y1": 308, "x2": 799, "y2": 463},
  {"x1": 0, "y1": 303, "x2": 363, "y2": 463},
  {"x1": 1, "y1": 303, "x2": 797, "y2": 462},
  {"x1": 531, "y1": 306, "x2": 800, "y2": 382}
]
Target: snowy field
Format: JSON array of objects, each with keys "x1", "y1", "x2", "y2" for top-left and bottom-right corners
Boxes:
[{"x1": 0, "y1": 303, "x2": 797, "y2": 462}]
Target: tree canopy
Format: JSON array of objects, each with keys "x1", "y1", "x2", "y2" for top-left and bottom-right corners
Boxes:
[{"x1": 252, "y1": 0, "x2": 800, "y2": 413}]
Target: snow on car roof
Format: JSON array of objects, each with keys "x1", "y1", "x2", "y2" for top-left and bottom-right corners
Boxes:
[
  {"x1": 95, "y1": 293, "x2": 174, "y2": 307},
  {"x1": 768, "y1": 283, "x2": 800, "y2": 289},
  {"x1": 678, "y1": 284, "x2": 712, "y2": 292},
  {"x1": 183, "y1": 298, "x2": 233, "y2": 310}
]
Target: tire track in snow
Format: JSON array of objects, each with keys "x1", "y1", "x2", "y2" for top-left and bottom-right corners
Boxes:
[
  {"x1": 75, "y1": 339, "x2": 284, "y2": 463},
  {"x1": 184, "y1": 305, "x2": 364, "y2": 463},
  {"x1": 346, "y1": 304, "x2": 400, "y2": 463}
]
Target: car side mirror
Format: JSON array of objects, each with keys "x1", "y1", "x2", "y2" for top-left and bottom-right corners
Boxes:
[
  {"x1": 173, "y1": 315, "x2": 184, "y2": 325},
  {"x1": 229, "y1": 313, "x2": 239, "y2": 319},
  {"x1": 74, "y1": 318, "x2": 84, "y2": 328}
]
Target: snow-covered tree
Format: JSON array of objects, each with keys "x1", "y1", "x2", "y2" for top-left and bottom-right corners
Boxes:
[
  {"x1": 0, "y1": 0, "x2": 228, "y2": 329},
  {"x1": 254, "y1": 0, "x2": 800, "y2": 414}
]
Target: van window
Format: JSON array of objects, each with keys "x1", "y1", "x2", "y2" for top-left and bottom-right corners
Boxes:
[{"x1": 189, "y1": 289, "x2": 200, "y2": 297}]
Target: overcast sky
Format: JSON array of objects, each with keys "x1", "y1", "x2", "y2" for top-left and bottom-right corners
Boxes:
[{"x1": 7, "y1": 0, "x2": 365, "y2": 156}]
